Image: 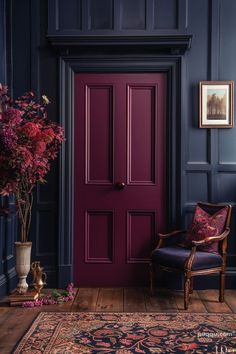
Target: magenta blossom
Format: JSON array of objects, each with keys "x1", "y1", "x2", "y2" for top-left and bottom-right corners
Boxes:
[
  {"x1": 22, "y1": 284, "x2": 75, "y2": 308},
  {"x1": 0, "y1": 86, "x2": 65, "y2": 242}
]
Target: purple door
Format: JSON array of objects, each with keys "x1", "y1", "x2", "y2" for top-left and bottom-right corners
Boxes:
[{"x1": 74, "y1": 73, "x2": 166, "y2": 286}]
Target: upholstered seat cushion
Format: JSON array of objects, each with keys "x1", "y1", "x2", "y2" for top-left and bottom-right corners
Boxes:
[{"x1": 151, "y1": 246, "x2": 223, "y2": 270}]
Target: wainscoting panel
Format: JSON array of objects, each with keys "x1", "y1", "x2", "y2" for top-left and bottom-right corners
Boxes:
[
  {"x1": 218, "y1": 129, "x2": 236, "y2": 164},
  {"x1": 120, "y1": 0, "x2": 146, "y2": 30},
  {"x1": 186, "y1": 172, "x2": 209, "y2": 203},
  {"x1": 217, "y1": 173, "x2": 236, "y2": 203},
  {"x1": 35, "y1": 210, "x2": 57, "y2": 257},
  {"x1": 48, "y1": 0, "x2": 188, "y2": 35},
  {"x1": 57, "y1": 0, "x2": 82, "y2": 31},
  {"x1": 89, "y1": 0, "x2": 113, "y2": 30},
  {"x1": 154, "y1": 0, "x2": 177, "y2": 29}
]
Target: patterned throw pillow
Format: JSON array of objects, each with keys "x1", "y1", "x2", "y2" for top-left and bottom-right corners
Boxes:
[{"x1": 183, "y1": 205, "x2": 228, "y2": 253}]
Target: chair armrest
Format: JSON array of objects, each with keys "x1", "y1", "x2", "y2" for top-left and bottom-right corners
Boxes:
[
  {"x1": 191, "y1": 227, "x2": 230, "y2": 247},
  {"x1": 152, "y1": 230, "x2": 186, "y2": 251},
  {"x1": 158, "y1": 229, "x2": 186, "y2": 239},
  {"x1": 184, "y1": 227, "x2": 230, "y2": 271}
]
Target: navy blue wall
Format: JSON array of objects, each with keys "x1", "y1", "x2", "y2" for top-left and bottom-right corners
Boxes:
[
  {"x1": 0, "y1": 0, "x2": 6, "y2": 83},
  {"x1": 0, "y1": 0, "x2": 18, "y2": 296},
  {"x1": 0, "y1": 0, "x2": 59, "y2": 295},
  {"x1": 1, "y1": 0, "x2": 236, "y2": 295}
]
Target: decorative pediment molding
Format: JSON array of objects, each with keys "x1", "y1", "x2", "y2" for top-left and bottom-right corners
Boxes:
[{"x1": 47, "y1": 35, "x2": 192, "y2": 56}]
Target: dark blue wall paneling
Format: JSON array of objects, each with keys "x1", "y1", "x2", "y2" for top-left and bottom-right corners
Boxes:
[
  {"x1": 1, "y1": 0, "x2": 236, "y2": 295},
  {"x1": 48, "y1": 0, "x2": 187, "y2": 34},
  {"x1": 0, "y1": 0, "x2": 6, "y2": 83},
  {"x1": 0, "y1": 0, "x2": 58, "y2": 296},
  {"x1": 0, "y1": 0, "x2": 17, "y2": 297}
]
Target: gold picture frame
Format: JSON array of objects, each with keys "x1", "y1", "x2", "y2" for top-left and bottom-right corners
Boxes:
[{"x1": 199, "y1": 81, "x2": 234, "y2": 128}]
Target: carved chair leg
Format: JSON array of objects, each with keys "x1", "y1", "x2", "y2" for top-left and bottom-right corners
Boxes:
[
  {"x1": 150, "y1": 262, "x2": 155, "y2": 296},
  {"x1": 184, "y1": 276, "x2": 190, "y2": 310},
  {"x1": 219, "y1": 271, "x2": 225, "y2": 302},
  {"x1": 189, "y1": 277, "x2": 193, "y2": 294}
]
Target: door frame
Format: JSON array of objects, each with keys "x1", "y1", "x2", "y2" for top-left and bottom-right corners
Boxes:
[{"x1": 57, "y1": 55, "x2": 183, "y2": 287}]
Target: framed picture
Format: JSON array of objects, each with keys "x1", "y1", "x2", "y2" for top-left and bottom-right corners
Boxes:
[{"x1": 199, "y1": 81, "x2": 234, "y2": 128}]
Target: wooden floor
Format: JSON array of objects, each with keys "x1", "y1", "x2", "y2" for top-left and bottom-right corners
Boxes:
[{"x1": 0, "y1": 287, "x2": 236, "y2": 353}]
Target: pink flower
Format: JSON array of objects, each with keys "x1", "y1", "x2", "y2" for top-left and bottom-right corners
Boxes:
[
  {"x1": 35, "y1": 141, "x2": 46, "y2": 155},
  {"x1": 0, "y1": 182, "x2": 15, "y2": 196},
  {"x1": 3, "y1": 108, "x2": 22, "y2": 125},
  {"x1": 22, "y1": 301, "x2": 35, "y2": 308},
  {"x1": 0, "y1": 126, "x2": 18, "y2": 150},
  {"x1": 16, "y1": 147, "x2": 33, "y2": 169},
  {"x1": 40, "y1": 128, "x2": 55, "y2": 143},
  {"x1": 20, "y1": 122, "x2": 40, "y2": 137},
  {"x1": 0, "y1": 85, "x2": 64, "y2": 241},
  {"x1": 66, "y1": 282, "x2": 74, "y2": 293}
]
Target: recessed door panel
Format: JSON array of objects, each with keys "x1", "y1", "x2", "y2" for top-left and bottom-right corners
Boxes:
[
  {"x1": 85, "y1": 210, "x2": 114, "y2": 263},
  {"x1": 74, "y1": 73, "x2": 166, "y2": 286},
  {"x1": 85, "y1": 85, "x2": 114, "y2": 184},
  {"x1": 127, "y1": 211, "x2": 156, "y2": 263},
  {"x1": 127, "y1": 85, "x2": 156, "y2": 185}
]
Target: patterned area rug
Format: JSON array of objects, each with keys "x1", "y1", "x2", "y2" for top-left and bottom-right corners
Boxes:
[{"x1": 14, "y1": 312, "x2": 236, "y2": 353}]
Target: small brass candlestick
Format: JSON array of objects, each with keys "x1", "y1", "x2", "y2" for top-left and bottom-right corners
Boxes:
[{"x1": 31, "y1": 261, "x2": 47, "y2": 296}]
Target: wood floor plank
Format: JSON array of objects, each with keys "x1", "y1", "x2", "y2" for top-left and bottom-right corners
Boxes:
[
  {"x1": 224, "y1": 290, "x2": 236, "y2": 313},
  {"x1": 198, "y1": 289, "x2": 232, "y2": 313},
  {"x1": 44, "y1": 301, "x2": 74, "y2": 312},
  {"x1": 174, "y1": 290, "x2": 207, "y2": 312},
  {"x1": 124, "y1": 287, "x2": 146, "y2": 312},
  {"x1": 0, "y1": 308, "x2": 11, "y2": 326},
  {"x1": 0, "y1": 308, "x2": 39, "y2": 354},
  {"x1": 96, "y1": 288, "x2": 123, "y2": 312},
  {"x1": 145, "y1": 288, "x2": 178, "y2": 312},
  {"x1": 71, "y1": 288, "x2": 99, "y2": 312}
]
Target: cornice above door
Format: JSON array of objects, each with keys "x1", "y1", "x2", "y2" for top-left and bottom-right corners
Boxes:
[{"x1": 47, "y1": 34, "x2": 192, "y2": 56}]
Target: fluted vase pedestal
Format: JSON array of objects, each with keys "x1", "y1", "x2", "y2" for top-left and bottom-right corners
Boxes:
[{"x1": 15, "y1": 242, "x2": 32, "y2": 294}]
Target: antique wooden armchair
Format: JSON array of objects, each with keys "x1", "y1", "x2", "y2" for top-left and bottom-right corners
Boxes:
[{"x1": 150, "y1": 202, "x2": 232, "y2": 309}]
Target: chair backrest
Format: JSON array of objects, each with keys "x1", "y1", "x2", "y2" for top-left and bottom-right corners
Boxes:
[{"x1": 197, "y1": 201, "x2": 232, "y2": 230}]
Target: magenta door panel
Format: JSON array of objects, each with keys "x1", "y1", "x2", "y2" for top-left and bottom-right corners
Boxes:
[
  {"x1": 86, "y1": 85, "x2": 114, "y2": 183},
  {"x1": 128, "y1": 85, "x2": 156, "y2": 183},
  {"x1": 74, "y1": 73, "x2": 166, "y2": 286},
  {"x1": 85, "y1": 211, "x2": 113, "y2": 263}
]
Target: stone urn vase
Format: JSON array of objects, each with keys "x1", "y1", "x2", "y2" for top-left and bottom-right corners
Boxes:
[{"x1": 15, "y1": 242, "x2": 32, "y2": 294}]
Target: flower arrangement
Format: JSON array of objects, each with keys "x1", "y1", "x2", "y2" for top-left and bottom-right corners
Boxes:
[
  {"x1": 22, "y1": 283, "x2": 75, "y2": 308},
  {"x1": 0, "y1": 84, "x2": 64, "y2": 243}
]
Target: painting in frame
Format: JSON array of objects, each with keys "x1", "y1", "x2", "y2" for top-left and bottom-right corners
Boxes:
[{"x1": 199, "y1": 81, "x2": 234, "y2": 128}]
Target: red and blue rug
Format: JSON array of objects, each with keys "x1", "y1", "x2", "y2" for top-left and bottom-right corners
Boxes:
[{"x1": 14, "y1": 312, "x2": 236, "y2": 353}]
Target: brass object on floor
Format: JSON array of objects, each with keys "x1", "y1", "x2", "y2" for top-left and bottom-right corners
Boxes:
[{"x1": 31, "y1": 261, "x2": 47, "y2": 295}]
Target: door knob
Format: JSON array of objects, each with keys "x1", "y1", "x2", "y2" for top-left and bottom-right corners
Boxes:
[{"x1": 115, "y1": 182, "x2": 125, "y2": 190}]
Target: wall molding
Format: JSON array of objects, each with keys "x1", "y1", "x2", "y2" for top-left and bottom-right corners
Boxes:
[{"x1": 48, "y1": 34, "x2": 192, "y2": 56}]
